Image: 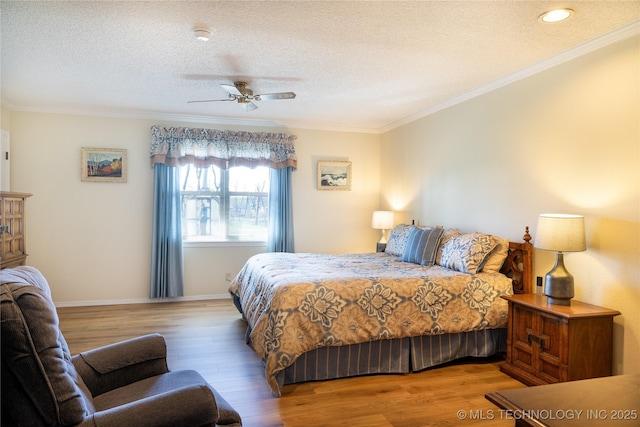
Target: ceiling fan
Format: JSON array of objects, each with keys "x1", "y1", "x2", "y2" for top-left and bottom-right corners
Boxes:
[{"x1": 188, "y1": 81, "x2": 296, "y2": 111}]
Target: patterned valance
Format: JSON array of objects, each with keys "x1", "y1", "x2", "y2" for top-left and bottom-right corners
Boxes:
[{"x1": 150, "y1": 125, "x2": 297, "y2": 169}]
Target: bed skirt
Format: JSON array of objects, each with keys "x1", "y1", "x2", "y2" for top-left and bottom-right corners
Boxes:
[
  {"x1": 410, "y1": 328, "x2": 507, "y2": 371},
  {"x1": 276, "y1": 328, "x2": 507, "y2": 389}
]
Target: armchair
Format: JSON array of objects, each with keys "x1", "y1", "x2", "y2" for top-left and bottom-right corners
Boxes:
[{"x1": 1, "y1": 267, "x2": 242, "y2": 427}]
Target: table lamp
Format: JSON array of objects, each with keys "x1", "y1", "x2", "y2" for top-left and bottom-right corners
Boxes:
[
  {"x1": 371, "y1": 211, "x2": 394, "y2": 244},
  {"x1": 534, "y1": 214, "x2": 586, "y2": 305}
]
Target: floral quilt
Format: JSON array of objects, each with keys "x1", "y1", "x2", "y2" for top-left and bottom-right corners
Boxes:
[{"x1": 228, "y1": 252, "x2": 513, "y2": 395}]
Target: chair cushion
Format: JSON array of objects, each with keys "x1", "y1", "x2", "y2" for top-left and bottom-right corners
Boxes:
[
  {"x1": 93, "y1": 370, "x2": 241, "y2": 426},
  {"x1": 1, "y1": 282, "x2": 94, "y2": 426},
  {"x1": 93, "y1": 370, "x2": 210, "y2": 411}
]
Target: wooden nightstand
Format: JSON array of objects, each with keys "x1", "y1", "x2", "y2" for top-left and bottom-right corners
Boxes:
[
  {"x1": 500, "y1": 294, "x2": 620, "y2": 386},
  {"x1": 376, "y1": 242, "x2": 386, "y2": 253}
]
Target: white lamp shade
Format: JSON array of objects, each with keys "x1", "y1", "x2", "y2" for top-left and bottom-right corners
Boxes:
[
  {"x1": 371, "y1": 211, "x2": 394, "y2": 230},
  {"x1": 534, "y1": 214, "x2": 586, "y2": 252}
]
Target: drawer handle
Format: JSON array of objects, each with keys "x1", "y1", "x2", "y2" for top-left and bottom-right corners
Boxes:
[
  {"x1": 526, "y1": 329, "x2": 540, "y2": 344},
  {"x1": 526, "y1": 328, "x2": 548, "y2": 349}
]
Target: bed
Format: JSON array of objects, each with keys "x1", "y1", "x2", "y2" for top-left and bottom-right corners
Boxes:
[{"x1": 229, "y1": 225, "x2": 533, "y2": 396}]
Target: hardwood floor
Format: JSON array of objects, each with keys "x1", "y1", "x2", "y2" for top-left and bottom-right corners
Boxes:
[{"x1": 58, "y1": 299, "x2": 525, "y2": 427}]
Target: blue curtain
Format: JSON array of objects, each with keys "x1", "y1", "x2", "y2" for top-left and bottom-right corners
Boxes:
[
  {"x1": 150, "y1": 163, "x2": 184, "y2": 298},
  {"x1": 267, "y1": 166, "x2": 295, "y2": 252},
  {"x1": 150, "y1": 125, "x2": 297, "y2": 296}
]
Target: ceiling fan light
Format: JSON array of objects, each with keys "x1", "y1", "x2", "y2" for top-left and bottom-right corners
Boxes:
[
  {"x1": 539, "y1": 8, "x2": 574, "y2": 23},
  {"x1": 242, "y1": 101, "x2": 258, "y2": 112},
  {"x1": 192, "y1": 27, "x2": 212, "y2": 41}
]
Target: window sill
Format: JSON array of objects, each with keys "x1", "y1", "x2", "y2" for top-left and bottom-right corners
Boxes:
[{"x1": 183, "y1": 240, "x2": 267, "y2": 248}]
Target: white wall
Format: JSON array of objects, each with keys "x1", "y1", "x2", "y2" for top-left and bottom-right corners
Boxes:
[
  {"x1": 293, "y1": 128, "x2": 382, "y2": 253},
  {"x1": 381, "y1": 36, "x2": 640, "y2": 375},
  {"x1": 1, "y1": 106, "x2": 11, "y2": 190},
  {"x1": 7, "y1": 113, "x2": 381, "y2": 304}
]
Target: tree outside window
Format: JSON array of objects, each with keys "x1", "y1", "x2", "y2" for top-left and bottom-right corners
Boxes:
[{"x1": 180, "y1": 164, "x2": 269, "y2": 242}]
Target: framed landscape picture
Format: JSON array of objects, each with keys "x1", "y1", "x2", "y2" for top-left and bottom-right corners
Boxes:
[
  {"x1": 317, "y1": 161, "x2": 351, "y2": 191},
  {"x1": 81, "y1": 147, "x2": 127, "y2": 183}
]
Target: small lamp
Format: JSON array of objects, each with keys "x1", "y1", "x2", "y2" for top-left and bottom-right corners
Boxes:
[
  {"x1": 534, "y1": 214, "x2": 586, "y2": 305},
  {"x1": 371, "y1": 211, "x2": 394, "y2": 244}
]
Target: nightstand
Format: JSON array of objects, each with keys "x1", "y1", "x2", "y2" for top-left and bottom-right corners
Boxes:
[
  {"x1": 376, "y1": 242, "x2": 386, "y2": 253},
  {"x1": 500, "y1": 294, "x2": 620, "y2": 386}
]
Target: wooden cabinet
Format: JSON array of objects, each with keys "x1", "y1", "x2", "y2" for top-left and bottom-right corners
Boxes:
[
  {"x1": 500, "y1": 294, "x2": 620, "y2": 386},
  {"x1": 0, "y1": 192, "x2": 32, "y2": 269}
]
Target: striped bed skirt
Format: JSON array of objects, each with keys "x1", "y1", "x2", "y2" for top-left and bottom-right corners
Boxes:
[{"x1": 276, "y1": 328, "x2": 507, "y2": 389}]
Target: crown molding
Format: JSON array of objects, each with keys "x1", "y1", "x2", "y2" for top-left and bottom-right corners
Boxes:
[
  {"x1": 1, "y1": 103, "x2": 381, "y2": 134},
  {"x1": 380, "y1": 21, "x2": 640, "y2": 134}
]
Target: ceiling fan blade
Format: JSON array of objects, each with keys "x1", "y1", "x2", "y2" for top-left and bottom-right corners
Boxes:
[
  {"x1": 255, "y1": 92, "x2": 296, "y2": 101},
  {"x1": 187, "y1": 98, "x2": 235, "y2": 103},
  {"x1": 242, "y1": 101, "x2": 258, "y2": 112},
  {"x1": 220, "y1": 84, "x2": 243, "y2": 97}
]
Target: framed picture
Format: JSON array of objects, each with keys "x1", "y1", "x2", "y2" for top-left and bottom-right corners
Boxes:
[
  {"x1": 317, "y1": 161, "x2": 351, "y2": 191},
  {"x1": 81, "y1": 147, "x2": 127, "y2": 183}
]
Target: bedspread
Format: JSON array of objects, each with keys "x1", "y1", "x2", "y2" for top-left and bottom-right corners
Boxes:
[{"x1": 229, "y1": 252, "x2": 513, "y2": 395}]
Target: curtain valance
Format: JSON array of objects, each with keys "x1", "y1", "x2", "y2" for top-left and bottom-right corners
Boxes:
[{"x1": 150, "y1": 125, "x2": 297, "y2": 169}]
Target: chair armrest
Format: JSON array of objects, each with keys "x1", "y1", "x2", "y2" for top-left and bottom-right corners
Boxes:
[
  {"x1": 72, "y1": 334, "x2": 169, "y2": 396},
  {"x1": 80, "y1": 384, "x2": 219, "y2": 427}
]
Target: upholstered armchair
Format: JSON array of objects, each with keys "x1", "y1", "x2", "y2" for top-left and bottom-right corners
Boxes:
[{"x1": 1, "y1": 267, "x2": 242, "y2": 427}]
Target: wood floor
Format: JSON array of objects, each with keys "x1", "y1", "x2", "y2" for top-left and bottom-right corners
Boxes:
[{"x1": 58, "y1": 299, "x2": 526, "y2": 427}]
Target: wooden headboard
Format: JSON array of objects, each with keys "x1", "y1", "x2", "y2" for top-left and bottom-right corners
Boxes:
[{"x1": 501, "y1": 226, "x2": 534, "y2": 294}]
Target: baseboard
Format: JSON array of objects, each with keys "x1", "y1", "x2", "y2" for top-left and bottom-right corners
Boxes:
[{"x1": 54, "y1": 293, "x2": 232, "y2": 308}]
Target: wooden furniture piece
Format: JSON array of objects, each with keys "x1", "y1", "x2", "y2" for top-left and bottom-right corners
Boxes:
[
  {"x1": 0, "y1": 192, "x2": 31, "y2": 269},
  {"x1": 376, "y1": 242, "x2": 386, "y2": 252},
  {"x1": 500, "y1": 294, "x2": 620, "y2": 386},
  {"x1": 486, "y1": 373, "x2": 640, "y2": 426}
]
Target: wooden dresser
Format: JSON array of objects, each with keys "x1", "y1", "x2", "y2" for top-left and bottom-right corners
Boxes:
[
  {"x1": 500, "y1": 294, "x2": 620, "y2": 386},
  {"x1": 0, "y1": 192, "x2": 32, "y2": 269}
]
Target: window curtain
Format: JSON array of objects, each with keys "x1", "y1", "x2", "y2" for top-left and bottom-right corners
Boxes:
[
  {"x1": 267, "y1": 166, "x2": 295, "y2": 252},
  {"x1": 150, "y1": 163, "x2": 184, "y2": 298},
  {"x1": 149, "y1": 126, "x2": 297, "y2": 298}
]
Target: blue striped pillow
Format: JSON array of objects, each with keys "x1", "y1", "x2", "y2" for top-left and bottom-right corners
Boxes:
[{"x1": 401, "y1": 226, "x2": 444, "y2": 266}]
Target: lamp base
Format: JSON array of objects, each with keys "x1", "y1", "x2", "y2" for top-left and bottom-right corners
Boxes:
[
  {"x1": 546, "y1": 295, "x2": 572, "y2": 306},
  {"x1": 544, "y1": 252, "x2": 574, "y2": 306},
  {"x1": 378, "y1": 229, "x2": 388, "y2": 244}
]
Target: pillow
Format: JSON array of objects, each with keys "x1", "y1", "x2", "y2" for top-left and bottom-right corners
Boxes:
[
  {"x1": 384, "y1": 224, "x2": 413, "y2": 257},
  {"x1": 481, "y1": 235, "x2": 510, "y2": 273},
  {"x1": 439, "y1": 232, "x2": 497, "y2": 274},
  {"x1": 401, "y1": 226, "x2": 444, "y2": 266},
  {"x1": 435, "y1": 228, "x2": 462, "y2": 266}
]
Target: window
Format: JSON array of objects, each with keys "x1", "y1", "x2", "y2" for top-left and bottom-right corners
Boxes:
[{"x1": 180, "y1": 164, "x2": 270, "y2": 242}]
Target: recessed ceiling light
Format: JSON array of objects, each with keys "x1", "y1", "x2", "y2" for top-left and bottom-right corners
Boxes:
[
  {"x1": 539, "y1": 8, "x2": 575, "y2": 23},
  {"x1": 192, "y1": 27, "x2": 212, "y2": 41}
]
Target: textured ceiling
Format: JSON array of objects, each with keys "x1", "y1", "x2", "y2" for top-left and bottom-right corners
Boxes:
[{"x1": 1, "y1": 1, "x2": 639, "y2": 132}]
